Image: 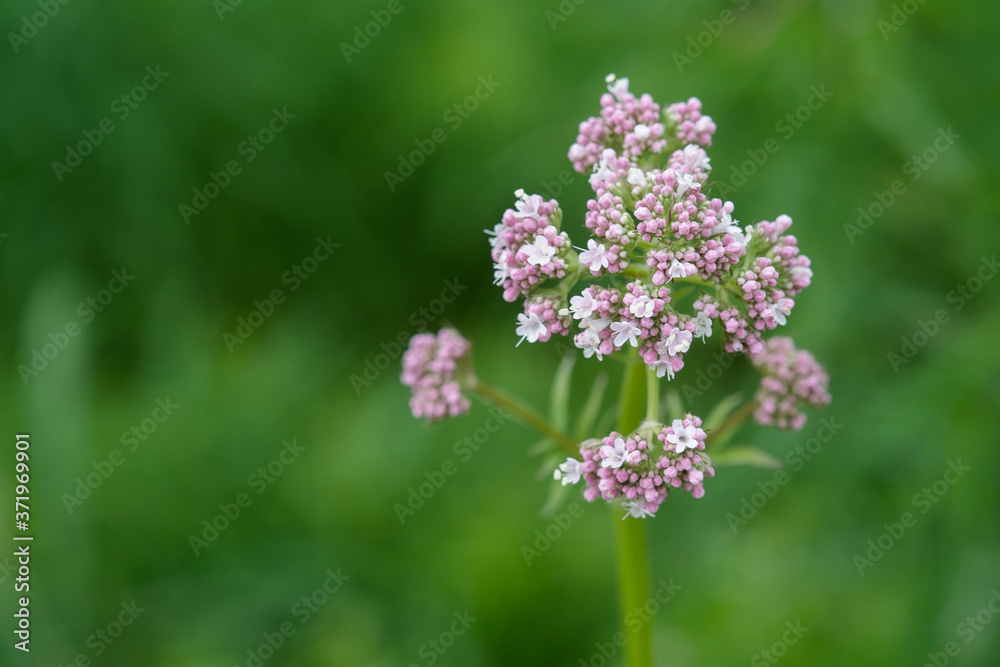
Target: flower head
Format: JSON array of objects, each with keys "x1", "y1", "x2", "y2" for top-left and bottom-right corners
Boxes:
[{"x1": 400, "y1": 328, "x2": 472, "y2": 422}]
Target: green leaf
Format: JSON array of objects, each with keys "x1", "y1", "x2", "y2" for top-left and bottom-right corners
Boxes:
[
  {"x1": 550, "y1": 354, "x2": 576, "y2": 432},
  {"x1": 711, "y1": 446, "x2": 783, "y2": 469},
  {"x1": 704, "y1": 392, "x2": 745, "y2": 433},
  {"x1": 527, "y1": 436, "x2": 554, "y2": 457},
  {"x1": 573, "y1": 372, "x2": 609, "y2": 440}
]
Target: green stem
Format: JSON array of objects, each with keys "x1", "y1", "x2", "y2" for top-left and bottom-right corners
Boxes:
[
  {"x1": 471, "y1": 380, "x2": 578, "y2": 456},
  {"x1": 645, "y1": 365, "x2": 659, "y2": 423},
  {"x1": 708, "y1": 399, "x2": 758, "y2": 448},
  {"x1": 614, "y1": 361, "x2": 652, "y2": 667}
]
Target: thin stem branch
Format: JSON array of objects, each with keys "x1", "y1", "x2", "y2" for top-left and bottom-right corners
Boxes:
[
  {"x1": 645, "y1": 365, "x2": 659, "y2": 423},
  {"x1": 471, "y1": 379, "x2": 578, "y2": 456},
  {"x1": 708, "y1": 399, "x2": 758, "y2": 448}
]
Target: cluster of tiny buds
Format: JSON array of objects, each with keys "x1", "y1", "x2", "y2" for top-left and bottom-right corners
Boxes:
[
  {"x1": 400, "y1": 328, "x2": 472, "y2": 423},
  {"x1": 752, "y1": 337, "x2": 831, "y2": 430},
  {"x1": 554, "y1": 414, "x2": 715, "y2": 519}
]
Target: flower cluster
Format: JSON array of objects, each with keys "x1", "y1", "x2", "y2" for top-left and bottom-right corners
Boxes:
[
  {"x1": 556, "y1": 414, "x2": 715, "y2": 519},
  {"x1": 400, "y1": 328, "x2": 472, "y2": 422},
  {"x1": 752, "y1": 337, "x2": 831, "y2": 431},
  {"x1": 493, "y1": 74, "x2": 822, "y2": 377}
]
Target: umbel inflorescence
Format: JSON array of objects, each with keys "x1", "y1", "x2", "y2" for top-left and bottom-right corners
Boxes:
[{"x1": 402, "y1": 75, "x2": 830, "y2": 519}]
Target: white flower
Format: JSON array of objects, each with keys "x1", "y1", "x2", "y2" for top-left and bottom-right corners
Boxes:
[
  {"x1": 627, "y1": 167, "x2": 648, "y2": 189},
  {"x1": 769, "y1": 298, "x2": 793, "y2": 326},
  {"x1": 579, "y1": 239, "x2": 609, "y2": 272},
  {"x1": 666, "y1": 419, "x2": 698, "y2": 454},
  {"x1": 492, "y1": 252, "x2": 510, "y2": 286},
  {"x1": 682, "y1": 144, "x2": 711, "y2": 171},
  {"x1": 554, "y1": 458, "x2": 583, "y2": 485},
  {"x1": 600, "y1": 437, "x2": 629, "y2": 468},
  {"x1": 693, "y1": 311, "x2": 713, "y2": 341},
  {"x1": 652, "y1": 354, "x2": 675, "y2": 380},
  {"x1": 621, "y1": 500, "x2": 655, "y2": 520},
  {"x1": 577, "y1": 329, "x2": 604, "y2": 361},
  {"x1": 629, "y1": 295, "x2": 655, "y2": 318},
  {"x1": 484, "y1": 223, "x2": 505, "y2": 250},
  {"x1": 524, "y1": 236, "x2": 556, "y2": 267},
  {"x1": 633, "y1": 123, "x2": 651, "y2": 142},
  {"x1": 582, "y1": 316, "x2": 610, "y2": 332},
  {"x1": 514, "y1": 190, "x2": 542, "y2": 219},
  {"x1": 675, "y1": 172, "x2": 699, "y2": 197},
  {"x1": 667, "y1": 259, "x2": 689, "y2": 281},
  {"x1": 610, "y1": 320, "x2": 641, "y2": 348},
  {"x1": 515, "y1": 312, "x2": 547, "y2": 346},
  {"x1": 665, "y1": 328, "x2": 693, "y2": 356},
  {"x1": 569, "y1": 291, "x2": 597, "y2": 320},
  {"x1": 605, "y1": 73, "x2": 629, "y2": 99},
  {"x1": 726, "y1": 224, "x2": 752, "y2": 247}
]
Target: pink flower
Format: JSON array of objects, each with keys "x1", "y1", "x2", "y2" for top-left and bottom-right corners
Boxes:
[{"x1": 400, "y1": 328, "x2": 472, "y2": 422}]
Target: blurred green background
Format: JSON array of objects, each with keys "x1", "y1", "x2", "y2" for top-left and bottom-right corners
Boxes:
[{"x1": 2, "y1": 0, "x2": 999, "y2": 665}]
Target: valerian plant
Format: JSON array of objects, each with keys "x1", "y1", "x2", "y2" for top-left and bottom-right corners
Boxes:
[{"x1": 400, "y1": 74, "x2": 830, "y2": 667}]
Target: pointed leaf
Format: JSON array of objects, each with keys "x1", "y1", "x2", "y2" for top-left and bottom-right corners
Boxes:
[
  {"x1": 550, "y1": 354, "x2": 576, "y2": 432},
  {"x1": 710, "y1": 445, "x2": 783, "y2": 469},
  {"x1": 574, "y1": 373, "x2": 609, "y2": 440},
  {"x1": 704, "y1": 392, "x2": 745, "y2": 433}
]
